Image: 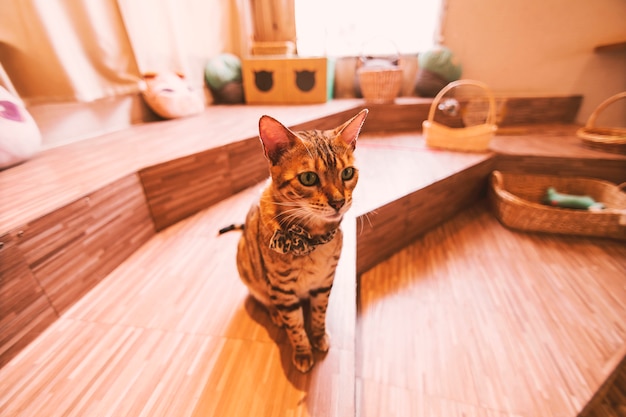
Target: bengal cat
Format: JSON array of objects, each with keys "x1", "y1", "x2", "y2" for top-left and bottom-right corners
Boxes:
[{"x1": 232, "y1": 109, "x2": 368, "y2": 373}]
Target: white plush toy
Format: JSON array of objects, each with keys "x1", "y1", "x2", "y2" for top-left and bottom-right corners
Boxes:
[
  {"x1": 0, "y1": 86, "x2": 42, "y2": 169},
  {"x1": 141, "y1": 72, "x2": 205, "y2": 119}
]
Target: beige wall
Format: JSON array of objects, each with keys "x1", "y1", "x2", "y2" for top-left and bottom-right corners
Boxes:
[{"x1": 442, "y1": 0, "x2": 626, "y2": 125}]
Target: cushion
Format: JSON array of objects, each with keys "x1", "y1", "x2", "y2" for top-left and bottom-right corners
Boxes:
[{"x1": 0, "y1": 86, "x2": 42, "y2": 169}]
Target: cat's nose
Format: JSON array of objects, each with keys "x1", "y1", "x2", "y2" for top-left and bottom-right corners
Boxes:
[{"x1": 329, "y1": 198, "x2": 345, "y2": 211}]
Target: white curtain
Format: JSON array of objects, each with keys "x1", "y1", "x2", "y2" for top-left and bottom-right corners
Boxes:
[
  {"x1": 0, "y1": 0, "x2": 229, "y2": 104},
  {"x1": 117, "y1": 0, "x2": 231, "y2": 86}
]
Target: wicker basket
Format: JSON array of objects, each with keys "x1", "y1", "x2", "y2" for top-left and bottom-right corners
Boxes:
[
  {"x1": 489, "y1": 170, "x2": 626, "y2": 240},
  {"x1": 423, "y1": 79, "x2": 497, "y2": 152},
  {"x1": 356, "y1": 39, "x2": 403, "y2": 104},
  {"x1": 357, "y1": 67, "x2": 403, "y2": 104},
  {"x1": 577, "y1": 91, "x2": 626, "y2": 155}
]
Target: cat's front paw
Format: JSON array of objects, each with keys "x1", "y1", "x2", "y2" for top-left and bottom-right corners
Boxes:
[
  {"x1": 293, "y1": 350, "x2": 315, "y2": 373},
  {"x1": 312, "y1": 333, "x2": 330, "y2": 352}
]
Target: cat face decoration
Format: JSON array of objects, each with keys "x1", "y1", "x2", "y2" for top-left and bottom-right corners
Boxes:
[
  {"x1": 254, "y1": 70, "x2": 274, "y2": 92},
  {"x1": 243, "y1": 57, "x2": 328, "y2": 104},
  {"x1": 294, "y1": 70, "x2": 316, "y2": 92}
]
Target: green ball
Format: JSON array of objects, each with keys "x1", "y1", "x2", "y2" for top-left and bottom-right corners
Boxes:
[
  {"x1": 205, "y1": 53, "x2": 242, "y2": 91},
  {"x1": 418, "y1": 46, "x2": 462, "y2": 82}
]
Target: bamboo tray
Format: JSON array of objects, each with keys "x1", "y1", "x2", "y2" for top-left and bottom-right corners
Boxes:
[
  {"x1": 423, "y1": 79, "x2": 497, "y2": 152},
  {"x1": 577, "y1": 91, "x2": 626, "y2": 154},
  {"x1": 489, "y1": 170, "x2": 626, "y2": 240}
]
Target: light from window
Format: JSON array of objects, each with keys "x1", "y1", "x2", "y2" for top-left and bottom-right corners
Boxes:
[{"x1": 295, "y1": 0, "x2": 443, "y2": 57}]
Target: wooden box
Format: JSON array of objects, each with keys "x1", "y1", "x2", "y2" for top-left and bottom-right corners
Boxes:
[{"x1": 242, "y1": 57, "x2": 329, "y2": 104}]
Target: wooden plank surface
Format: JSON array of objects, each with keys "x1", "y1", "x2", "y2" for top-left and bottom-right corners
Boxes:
[
  {"x1": 491, "y1": 124, "x2": 626, "y2": 184},
  {"x1": 357, "y1": 201, "x2": 626, "y2": 417},
  {"x1": 1, "y1": 101, "x2": 625, "y2": 416},
  {"x1": 0, "y1": 101, "x2": 362, "y2": 234},
  {"x1": 0, "y1": 174, "x2": 155, "y2": 366},
  {"x1": 0, "y1": 232, "x2": 58, "y2": 367},
  {"x1": 17, "y1": 174, "x2": 156, "y2": 314},
  {"x1": 355, "y1": 134, "x2": 495, "y2": 273},
  {"x1": 4, "y1": 193, "x2": 623, "y2": 416},
  {"x1": 0, "y1": 186, "x2": 358, "y2": 417}
]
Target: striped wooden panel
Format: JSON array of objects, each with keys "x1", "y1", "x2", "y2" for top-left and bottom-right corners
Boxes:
[
  {"x1": 0, "y1": 232, "x2": 58, "y2": 367},
  {"x1": 358, "y1": 201, "x2": 626, "y2": 417},
  {"x1": 224, "y1": 137, "x2": 269, "y2": 194},
  {"x1": 499, "y1": 95, "x2": 583, "y2": 125},
  {"x1": 354, "y1": 100, "x2": 431, "y2": 133},
  {"x1": 139, "y1": 147, "x2": 233, "y2": 231},
  {"x1": 356, "y1": 158, "x2": 495, "y2": 274},
  {"x1": 138, "y1": 138, "x2": 272, "y2": 232},
  {"x1": 495, "y1": 155, "x2": 626, "y2": 184},
  {"x1": 359, "y1": 95, "x2": 582, "y2": 134},
  {"x1": 492, "y1": 125, "x2": 626, "y2": 183},
  {"x1": 15, "y1": 174, "x2": 155, "y2": 314}
]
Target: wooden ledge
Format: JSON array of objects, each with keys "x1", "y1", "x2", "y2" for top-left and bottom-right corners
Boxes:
[{"x1": 0, "y1": 100, "x2": 364, "y2": 234}]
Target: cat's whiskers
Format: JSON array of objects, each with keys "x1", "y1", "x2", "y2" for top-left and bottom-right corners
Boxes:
[
  {"x1": 274, "y1": 207, "x2": 310, "y2": 227},
  {"x1": 357, "y1": 210, "x2": 377, "y2": 236}
]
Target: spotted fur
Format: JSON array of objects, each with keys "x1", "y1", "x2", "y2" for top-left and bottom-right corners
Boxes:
[{"x1": 236, "y1": 109, "x2": 368, "y2": 373}]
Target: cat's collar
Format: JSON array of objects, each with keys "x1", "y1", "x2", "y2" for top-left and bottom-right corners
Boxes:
[{"x1": 269, "y1": 224, "x2": 336, "y2": 256}]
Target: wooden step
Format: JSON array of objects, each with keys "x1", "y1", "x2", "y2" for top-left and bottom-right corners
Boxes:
[
  {"x1": 358, "y1": 201, "x2": 626, "y2": 416},
  {"x1": 1, "y1": 97, "x2": 625, "y2": 416}
]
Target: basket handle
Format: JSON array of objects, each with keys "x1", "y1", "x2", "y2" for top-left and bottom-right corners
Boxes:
[
  {"x1": 357, "y1": 38, "x2": 401, "y2": 68},
  {"x1": 428, "y1": 79, "x2": 497, "y2": 125},
  {"x1": 585, "y1": 91, "x2": 626, "y2": 129},
  {"x1": 490, "y1": 170, "x2": 530, "y2": 206}
]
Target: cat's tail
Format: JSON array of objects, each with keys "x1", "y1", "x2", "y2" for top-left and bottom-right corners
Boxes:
[{"x1": 218, "y1": 224, "x2": 245, "y2": 235}]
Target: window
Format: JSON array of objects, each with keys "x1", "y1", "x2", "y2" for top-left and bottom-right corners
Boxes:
[{"x1": 295, "y1": 0, "x2": 444, "y2": 57}]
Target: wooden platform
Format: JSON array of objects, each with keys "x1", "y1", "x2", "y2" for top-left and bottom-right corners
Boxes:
[
  {"x1": 358, "y1": 201, "x2": 626, "y2": 417},
  {"x1": 1, "y1": 97, "x2": 625, "y2": 416}
]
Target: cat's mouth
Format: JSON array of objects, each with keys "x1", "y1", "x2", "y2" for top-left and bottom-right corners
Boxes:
[
  {"x1": 324, "y1": 205, "x2": 351, "y2": 222},
  {"x1": 325, "y1": 212, "x2": 344, "y2": 221}
]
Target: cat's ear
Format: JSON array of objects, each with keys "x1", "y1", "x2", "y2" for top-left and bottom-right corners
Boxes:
[
  {"x1": 258, "y1": 115, "x2": 297, "y2": 164},
  {"x1": 336, "y1": 109, "x2": 368, "y2": 149}
]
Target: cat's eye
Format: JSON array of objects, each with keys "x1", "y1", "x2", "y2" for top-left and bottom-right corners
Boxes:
[
  {"x1": 298, "y1": 171, "x2": 318, "y2": 186},
  {"x1": 341, "y1": 167, "x2": 355, "y2": 181}
]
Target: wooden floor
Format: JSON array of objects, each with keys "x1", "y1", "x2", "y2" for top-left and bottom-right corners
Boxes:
[
  {"x1": 2, "y1": 193, "x2": 624, "y2": 416},
  {"x1": 358, "y1": 201, "x2": 626, "y2": 417},
  {"x1": 1, "y1": 100, "x2": 626, "y2": 416},
  {"x1": 0, "y1": 186, "x2": 357, "y2": 416}
]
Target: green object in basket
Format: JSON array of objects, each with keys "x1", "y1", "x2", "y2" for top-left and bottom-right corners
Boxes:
[{"x1": 542, "y1": 187, "x2": 605, "y2": 210}]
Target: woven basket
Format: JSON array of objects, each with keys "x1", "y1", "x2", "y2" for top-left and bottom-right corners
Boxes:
[
  {"x1": 357, "y1": 67, "x2": 403, "y2": 104},
  {"x1": 489, "y1": 170, "x2": 626, "y2": 240},
  {"x1": 423, "y1": 79, "x2": 497, "y2": 152},
  {"x1": 577, "y1": 91, "x2": 626, "y2": 155},
  {"x1": 356, "y1": 39, "x2": 403, "y2": 104}
]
